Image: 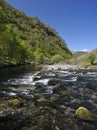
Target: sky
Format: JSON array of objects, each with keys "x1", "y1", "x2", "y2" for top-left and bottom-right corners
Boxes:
[{"x1": 6, "y1": 0, "x2": 97, "y2": 51}]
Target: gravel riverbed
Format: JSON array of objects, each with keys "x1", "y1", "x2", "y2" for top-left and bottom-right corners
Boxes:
[{"x1": 0, "y1": 65, "x2": 97, "y2": 130}]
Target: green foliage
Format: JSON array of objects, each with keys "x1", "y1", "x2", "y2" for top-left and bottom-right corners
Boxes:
[
  {"x1": 0, "y1": 0, "x2": 5, "y2": 4},
  {"x1": 51, "y1": 54, "x2": 64, "y2": 63},
  {"x1": 0, "y1": 0, "x2": 73, "y2": 66},
  {"x1": 87, "y1": 53, "x2": 96, "y2": 65}
]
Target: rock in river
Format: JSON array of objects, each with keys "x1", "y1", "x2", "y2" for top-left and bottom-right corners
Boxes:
[
  {"x1": 76, "y1": 106, "x2": 93, "y2": 120},
  {"x1": 9, "y1": 98, "x2": 22, "y2": 107}
]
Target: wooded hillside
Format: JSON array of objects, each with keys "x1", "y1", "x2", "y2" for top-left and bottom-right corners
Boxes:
[{"x1": 0, "y1": 0, "x2": 73, "y2": 66}]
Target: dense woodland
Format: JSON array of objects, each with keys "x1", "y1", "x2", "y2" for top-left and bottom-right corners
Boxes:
[{"x1": 0, "y1": 0, "x2": 73, "y2": 67}]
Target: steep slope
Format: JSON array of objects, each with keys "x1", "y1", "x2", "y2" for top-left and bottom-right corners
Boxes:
[
  {"x1": 0, "y1": 0, "x2": 73, "y2": 66},
  {"x1": 72, "y1": 48, "x2": 97, "y2": 67},
  {"x1": 75, "y1": 49, "x2": 97, "y2": 60},
  {"x1": 73, "y1": 51, "x2": 88, "y2": 58}
]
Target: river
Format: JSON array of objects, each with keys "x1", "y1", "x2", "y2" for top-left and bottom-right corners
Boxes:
[{"x1": 0, "y1": 65, "x2": 97, "y2": 130}]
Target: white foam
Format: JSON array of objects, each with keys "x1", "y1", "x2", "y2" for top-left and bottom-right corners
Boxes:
[
  {"x1": 46, "y1": 86, "x2": 55, "y2": 94},
  {"x1": 8, "y1": 92, "x2": 17, "y2": 96},
  {"x1": 65, "y1": 76, "x2": 77, "y2": 82},
  {"x1": 3, "y1": 73, "x2": 35, "y2": 85},
  {"x1": 33, "y1": 79, "x2": 50, "y2": 86}
]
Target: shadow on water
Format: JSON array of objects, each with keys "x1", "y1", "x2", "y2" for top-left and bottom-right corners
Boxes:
[
  {"x1": 0, "y1": 65, "x2": 38, "y2": 82},
  {"x1": 76, "y1": 119, "x2": 97, "y2": 130},
  {"x1": 0, "y1": 113, "x2": 29, "y2": 130}
]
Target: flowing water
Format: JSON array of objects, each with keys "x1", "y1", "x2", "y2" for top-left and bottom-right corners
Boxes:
[{"x1": 0, "y1": 65, "x2": 97, "y2": 130}]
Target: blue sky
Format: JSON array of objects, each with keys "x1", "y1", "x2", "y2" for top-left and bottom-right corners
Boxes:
[{"x1": 6, "y1": 0, "x2": 97, "y2": 51}]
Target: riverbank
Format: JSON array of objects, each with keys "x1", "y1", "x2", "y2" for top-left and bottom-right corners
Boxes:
[
  {"x1": 42, "y1": 64, "x2": 83, "y2": 71},
  {"x1": 42, "y1": 63, "x2": 97, "y2": 71},
  {"x1": 0, "y1": 62, "x2": 34, "y2": 69}
]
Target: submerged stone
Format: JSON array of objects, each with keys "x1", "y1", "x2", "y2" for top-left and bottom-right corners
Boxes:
[
  {"x1": 9, "y1": 98, "x2": 22, "y2": 107},
  {"x1": 37, "y1": 96, "x2": 47, "y2": 102},
  {"x1": 21, "y1": 125, "x2": 42, "y2": 130},
  {"x1": 76, "y1": 107, "x2": 92, "y2": 120}
]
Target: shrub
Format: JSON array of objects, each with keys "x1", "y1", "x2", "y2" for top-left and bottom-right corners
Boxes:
[
  {"x1": 51, "y1": 54, "x2": 64, "y2": 63},
  {"x1": 88, "y1": 53, "x2": 96, "y2": 65}
]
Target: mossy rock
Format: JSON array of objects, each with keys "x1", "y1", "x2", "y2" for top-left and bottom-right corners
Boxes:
[
  {"x1": 76, "y1": 107, "x2": 93, "y2": 120},
  {"x1": 9, "y1": 99, "x2": 22, "y2": 107}
]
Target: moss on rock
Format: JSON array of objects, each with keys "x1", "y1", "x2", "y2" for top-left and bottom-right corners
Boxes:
[
  {"x1": 9, "y1": 98, "x2": 22, "y2": 107},
  {"x1": 76, "y1": 107, "x2": 92, "y2": 120}
]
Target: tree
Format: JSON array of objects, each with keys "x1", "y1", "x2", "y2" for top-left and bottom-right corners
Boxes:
[
  {"x1": 88, "y1": 53, "x2": 96, "y2": 65},
  {"x1": 0, "y1": 25, "x2": 18, "y2": 63}
]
